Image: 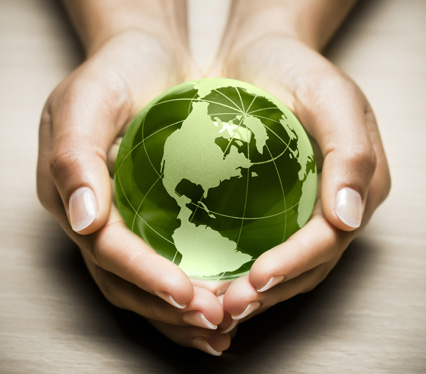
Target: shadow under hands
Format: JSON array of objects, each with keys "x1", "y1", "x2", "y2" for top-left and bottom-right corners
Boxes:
[{"x1": 44, "y1": 228, "x2": 378, "y2": 373}]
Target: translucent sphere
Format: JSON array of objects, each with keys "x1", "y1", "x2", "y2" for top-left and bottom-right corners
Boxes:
[{"x1": 114, "y1": 78, "x2": 317, "y2": 280}]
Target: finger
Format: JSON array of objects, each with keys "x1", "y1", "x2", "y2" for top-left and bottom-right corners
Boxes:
[
  {"x1": 83, "y1": 204, "x2": 194, "y2": 309},
  {"x1": 248, "y1": 213, "x2": 351, "y2": 293},
  {"x1": 297, "y1": 74, "x2": 377, "y2": 231},
  {"x1": 223, "y1": 261, "x2": 337, "y2": 320},
  {"x1": 85, "y1": 257, "x2": 223, "y2": 328},
  {"x1": 223, "y1": 275, "x2": 261, "y2": 320},
  {"x1": 148, "y1": 319, "x2": 231, "y2": 356},
  {"x1": 47, "y1": 64, "x2": 131, "y2": 235},
  {"x1": 190, "y1": 279, "x2": 232, "y2": 296},
  {"x1": 181, "y1": 287, "x2": 224, "y2": 329}
]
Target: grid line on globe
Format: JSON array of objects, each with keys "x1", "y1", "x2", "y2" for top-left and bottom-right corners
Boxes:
[{"x1": 114, "y1": 78, "x2": 317, "y2": 281}]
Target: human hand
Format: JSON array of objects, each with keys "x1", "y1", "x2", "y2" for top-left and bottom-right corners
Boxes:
[
  {"x1": 213, "y1": 7, "x2": 391, "y2": 327},
  {"x1": 36, "y1": 6, "x2": 231, "y2": 354}
]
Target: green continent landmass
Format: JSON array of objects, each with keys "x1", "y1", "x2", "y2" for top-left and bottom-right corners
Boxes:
[{"x1": 161, "y1": 100, "x2": 254, "y2": 277}]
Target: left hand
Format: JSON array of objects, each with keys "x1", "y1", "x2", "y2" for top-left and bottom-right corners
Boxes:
[{"x1": 213, "y1": 34, "x2": 391, "y2": 326}]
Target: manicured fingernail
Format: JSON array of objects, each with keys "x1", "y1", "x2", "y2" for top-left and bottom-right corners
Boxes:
[
  {"x1": 183, "y1": 311, "x2": 217, "y2": 330},
  {"x1": 257, "y1": 275, "x2": 285, "y2": 293},
  {"x1": 69, "y1": 187, "x2": 98, "y2": 232},
  {"x1": 336, "y1": 187, "x2": 363, "y2": 228},
  {"x1": 220, "y1": 319, "x2": 237, "y2": 334},
  {"x1": 192, "y1": 337, "x2": 222, "y2": 356},
  {"x1": 154, "y1": 291, "x2": 186, "y2": 309},
  {"x1": 232, "y1": 301, "x2": 261, "y2": 320}
]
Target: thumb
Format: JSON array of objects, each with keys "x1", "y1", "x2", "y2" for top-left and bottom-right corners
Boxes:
[
  {"x1": 48, "y1": 73, "x2": 130, "y2": 234},
  {"x1": 298, "y1": 78, "x2": 377, "y2": 231}
]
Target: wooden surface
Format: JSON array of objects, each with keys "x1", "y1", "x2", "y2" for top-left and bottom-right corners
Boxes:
[{"x1": 1, "y1": 0, "x2": 426, "y2": 373}]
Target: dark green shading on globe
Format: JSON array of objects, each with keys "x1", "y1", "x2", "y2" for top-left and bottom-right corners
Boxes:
[{"x1": 114, "y1": 78, "x2": 317, "y2": 281}]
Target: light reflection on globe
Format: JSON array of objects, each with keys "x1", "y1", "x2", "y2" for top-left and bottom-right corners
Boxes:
[{"x1": 114, "y1": 78, "x2": 317, "y2": 280}]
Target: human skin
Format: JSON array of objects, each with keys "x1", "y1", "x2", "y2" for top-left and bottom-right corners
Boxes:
[
  {"x1": 37, "y1": 0, "x2": 391, "y2": 356},
  {"x1": 37, "y1": 0, "x2": 231, "y2": 356},
  {"x1": 212, "y1": 0, "x2": 391, "y2": 328}
]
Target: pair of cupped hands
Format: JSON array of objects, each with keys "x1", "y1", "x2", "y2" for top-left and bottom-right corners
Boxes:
[{"x1": 37, "y1": 28, "x2": 390, "y2": 355}]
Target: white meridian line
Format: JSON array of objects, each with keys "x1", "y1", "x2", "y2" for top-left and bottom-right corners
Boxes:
[
  {"x1": 115, "y1": 118, "x2": 185, "y2": 174},
  {"x1": 130, "y1": 173, "x2": 163, "y2": 232},
  {"x1": 256, "y1": 116, "x2": 292, "y2": 145},
  {"x1": 116, "y1": 170, "x2": 174, "y2": 245},
  {"x1": 251, "y1": 140, "x2": 291, "y2": 165},
  {"x1": 217, "y1": 272, "x2": 226, "y2": 281},
  {"x1": 142, "y1": 114, "x2": 164, "y2": 179},
  {"x1": 245, "y1": 94, "x2": 258, "y2": 114},
  {"x1": 171, "y1": 249, "x2": 178, "y2": 264},
  {"x1": 201, "y1": 99, "x2": 245, "y2": 114},
  {"x1": 266, "y1": 143, "x2": 288, "y2": 242},
  {"x1": 235, "y1": 138, "x2": 251, "y2": 248},
  {"x1": 213, "y1": 88, "x2": 243, "y2": 113},
  {"x1": 244, "y1": 119, "x2": 291, "y2": 166},
  {"x1": 234, "y1": 86, "x2": 245, "y2": 112},
  {"x1": 189, "y1": 192, "x2": 205, "y2": 223},
  {"x1": 221, "y1": 114, "x2": 246, "y2": 157},
  {"x1": 244, "y1": 112, "x2": 291, "y2": 148}
]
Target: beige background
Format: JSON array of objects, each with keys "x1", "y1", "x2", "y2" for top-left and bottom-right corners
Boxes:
[{"x1": 1, "y1": 0, "x2": 425, "y2": 373}]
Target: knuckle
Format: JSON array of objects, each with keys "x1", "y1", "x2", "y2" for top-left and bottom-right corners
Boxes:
[
  {"x1": 351, "y1": 146, "x2": 377, "y2": 175},
  {"x1": 49, "y1": 149, "x2": 81, "y2": 180}
]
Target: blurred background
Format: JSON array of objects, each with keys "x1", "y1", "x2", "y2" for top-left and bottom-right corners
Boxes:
[{"x1": 1, "y1": 1, "x2": 425, "y2": 373}]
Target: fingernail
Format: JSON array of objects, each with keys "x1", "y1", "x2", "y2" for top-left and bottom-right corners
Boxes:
[
  {"x1": 183, "y1": 311, "x2": 217, "y2": 330},
  {"x1": 69, "y1": 187, "x2": 98, "y2": 232},
  {"x1": 154, "y1": 291, "x2": 186, "y2": 309},
  {"x1": 232, "y1": 301, "x2": 261, "y2": 320},
  {"x1": 192, "y1": 337, "x2": 222, "y2": 356},
  {"x1": 335, "y1": 187, "x2": 363, "y2": 228},
  {"x1": 220, "y1": 319, "x2": 237, "y2": 334},
  {"x1": 257, "y1": 275, "x2": 285, "y2": 293}
]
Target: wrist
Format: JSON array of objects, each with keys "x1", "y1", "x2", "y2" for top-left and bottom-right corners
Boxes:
[
  {"x1": 62, "y1": 0, "x2": 188, "y2": 57},
  {"x1": 220, "y1": 0, "x2": 357, "y2": 53}
]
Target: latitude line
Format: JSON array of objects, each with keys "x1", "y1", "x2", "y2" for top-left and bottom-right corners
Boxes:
[
  {"x1": 247, "y1": 106, "x2": 278, "y2": 114},
  {"x1": 147, "y1": 97, "x2": 245, "y2": 115},
  {"x1": 186, "y1": 200, "x2": 300, "y2": 221}
]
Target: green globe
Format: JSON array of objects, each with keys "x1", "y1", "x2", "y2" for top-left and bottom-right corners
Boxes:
[{"x1": 114, "y1": 78, "x2": 317, "y2": 281}]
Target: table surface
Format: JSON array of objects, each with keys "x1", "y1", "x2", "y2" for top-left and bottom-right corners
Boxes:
[{"x1": 1, "y1": 1, "x2": 425, "y2": 373}]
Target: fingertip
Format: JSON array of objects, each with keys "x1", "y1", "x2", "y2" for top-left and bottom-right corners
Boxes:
[
  {"x1": 68, "y1": 187, "x2": 98, "y2": 233},
  {"x1": 68, "y1": 186, "x2": 111, "y2": 235},
  {"x1": 333, "y1": 187, "x2": 363, "y2": 231},
  {"x1": 155, "y1": 291, "x2": 187, "y2": 310},
  {"x1": 222, "y1": 276, "x2": 258, "y2": 318},
  {"x1": 188, "y1": 287, "x2": 224, "y2": 327},
  {"x1": 248, "y1": 250, "x2": 283, "y2": 292}
]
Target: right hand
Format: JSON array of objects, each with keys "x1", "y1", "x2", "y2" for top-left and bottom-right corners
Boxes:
[{"x1": 37, "y1": 29, "x2": 231, "y2": 355}]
